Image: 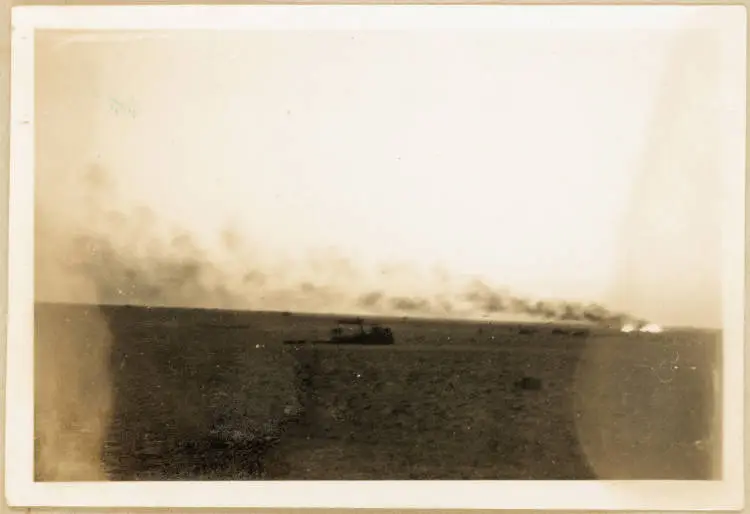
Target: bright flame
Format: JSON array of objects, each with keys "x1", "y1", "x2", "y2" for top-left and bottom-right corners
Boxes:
[
  {"x1": 640, "y1": 323, "x2": 663, "y2": 333},
  {"x1": 620, "y1": 322, "x2": 663, "y2": 334}
]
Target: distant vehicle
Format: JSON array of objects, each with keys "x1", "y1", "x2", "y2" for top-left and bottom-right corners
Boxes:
[
  {"x1": 284, "y1": 318, "x2": 395, "y2": 346},
  {"x1": 551, "y1": 327, "x2": 590, "y2": 337}
]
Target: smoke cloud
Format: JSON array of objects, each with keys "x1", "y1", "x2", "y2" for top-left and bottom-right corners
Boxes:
[
  {"x1": 38, "y1": 165, "x2": 648, "y2": 328},
  {"x1": 355, "y1": 281, "x2": 640, "y2": 326}
]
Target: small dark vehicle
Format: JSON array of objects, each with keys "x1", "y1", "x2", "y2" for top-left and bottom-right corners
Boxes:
[
  {"x1": 551, "y1": 327, "x2": 590, "y2": 337},
  {"x1": 285, "y1": 318, "x2": 395, "y2": 346},
  {"x1": 329, "y1": 320, "x2": 395, "y2": 345}
]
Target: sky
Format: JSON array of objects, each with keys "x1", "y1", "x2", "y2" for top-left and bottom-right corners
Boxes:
[{"x1": 33, "y1": 14, "x2": 745, "y2": 328}]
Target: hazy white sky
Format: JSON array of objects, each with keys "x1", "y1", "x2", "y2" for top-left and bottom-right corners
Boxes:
[{"x1": 34, "y1": 13, "x2": 745, "y2": 327}]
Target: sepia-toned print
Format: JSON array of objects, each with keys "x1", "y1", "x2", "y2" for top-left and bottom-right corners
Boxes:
[{"x1": 6, "y1": 4, "x2": 746, "y2": 510}]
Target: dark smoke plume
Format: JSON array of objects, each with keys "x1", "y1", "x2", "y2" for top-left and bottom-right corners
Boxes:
[
  {"x1": 354, "y1": 279, "x2": 642, "y2": 327},
  {"x1": 40, "y1": 165, "x2": 648, "y2": 328}
]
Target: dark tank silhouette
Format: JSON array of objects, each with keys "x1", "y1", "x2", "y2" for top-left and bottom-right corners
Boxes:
[{"x1": 285, "y1": 318, "x2": 395, "y2": 346}]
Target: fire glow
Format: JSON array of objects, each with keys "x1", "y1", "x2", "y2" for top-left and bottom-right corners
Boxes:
[{"x1": 621, "y1": 322, "x2": 663, "y2": 334}]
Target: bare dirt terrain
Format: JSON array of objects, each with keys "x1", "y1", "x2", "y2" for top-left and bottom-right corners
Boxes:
[{"x1": 34, "y1": 302, "x2": 720, "y2": 481}]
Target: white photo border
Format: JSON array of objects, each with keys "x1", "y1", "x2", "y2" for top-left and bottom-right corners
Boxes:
[{"x1": 6, "y1": 4, "x2": 747, "y2": 510}]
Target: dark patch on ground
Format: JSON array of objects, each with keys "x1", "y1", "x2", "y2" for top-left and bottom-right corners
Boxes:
[{"x1": 515, "y1": 376, "x2": 543, "y2": 391}]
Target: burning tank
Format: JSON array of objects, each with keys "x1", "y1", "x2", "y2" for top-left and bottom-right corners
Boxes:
[{"x1": 621, "y1": 321, "x2": 663, "y2": 334}]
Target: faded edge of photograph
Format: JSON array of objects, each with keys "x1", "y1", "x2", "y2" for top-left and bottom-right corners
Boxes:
[{"x1": 5, "y1": 3, "x2": 747, "y2": 511}]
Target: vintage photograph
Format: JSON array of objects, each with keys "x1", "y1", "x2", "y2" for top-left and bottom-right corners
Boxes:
[{"x1": 5, "y1": 3, "x2": 746, "y2": 510}]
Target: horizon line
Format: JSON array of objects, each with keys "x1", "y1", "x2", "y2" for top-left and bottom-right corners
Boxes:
[{"x1": 34, "y1": 299, "x2": 721, "y2": 332}]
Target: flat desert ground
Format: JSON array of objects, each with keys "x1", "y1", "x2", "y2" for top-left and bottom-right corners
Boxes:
[{"x1": 34, "y1": 302, "x2": 720, "y2": 481}]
